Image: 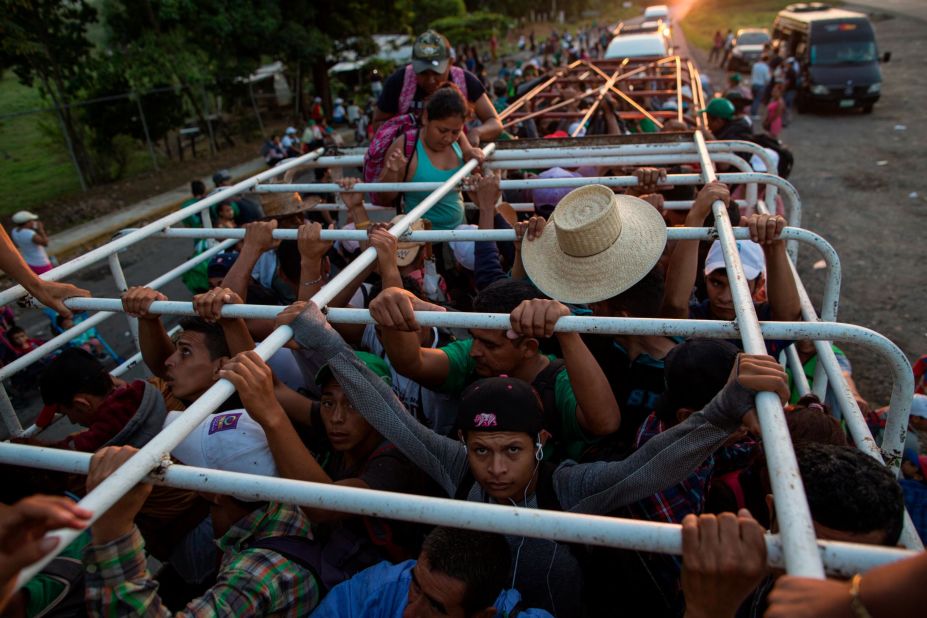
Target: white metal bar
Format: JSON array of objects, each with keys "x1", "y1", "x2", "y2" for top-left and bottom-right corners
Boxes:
[
  {"x1": 14, "y1": 143, "x2": 496, "y2": 588},
  {"x1": 0, "y1": 239, "x2": 239, "y2": 384},
  {"x1": 107, "y1": 253, "x2": 138, "y2": 348},
  {"x1": 695, "y1": 130, "x2": 825, "y2": 578},
  {"x1": 0, "y1": 442, "x2": 914, "y2": 578},
  {"x1": 0, "y1": 385, "x2": 23, "y2": 437},
  {"x1": 0, "y1": 149, "x2": 325, "y2": 308},
  {"x1": 306, "y1": 200, "x2": 752, "y2": 212},
  {"x1": 785, "y1": 344, "x2": 812, "y2": 397},
  {"x1": 255, "y1": 172, "x2": 801, "y2": 232}
]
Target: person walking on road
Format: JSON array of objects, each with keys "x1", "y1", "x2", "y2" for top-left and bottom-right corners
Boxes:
[
  {"x1": 10, "y1": 211, "x2": 52, "y2": 275},
  {"x1": 750, "y1": 54, "x2": 771, "y2": 118},
  {"x1": 709, "y1": 30, "x2": 724, "y2": 65}
]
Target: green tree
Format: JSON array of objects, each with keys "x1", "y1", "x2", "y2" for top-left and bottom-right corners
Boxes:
[
  {"x1": 412, "y1": 0, "x2": 466, "y2": 32},
  {"x1": 0, "y1": 0, "x2": 100, "y2": 185},
  {"x1": 430, "y1": 12, "x2": 513, "y2": 45}
]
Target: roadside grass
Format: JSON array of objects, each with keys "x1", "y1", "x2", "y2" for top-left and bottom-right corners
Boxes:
[
  {"x1": 0, "y1": 73, "x2": 83, "y2": 215},
  {"x1": 680, "y1": 0, "x2": 797, "y2": 50}
]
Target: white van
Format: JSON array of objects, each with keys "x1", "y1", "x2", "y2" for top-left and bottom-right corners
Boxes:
[
  {"x1": 604, "y1": 33, "x2": 669, "y2": 59},
  {"x1": 644, "y1": 5, "x2": 671, "y2": 23}
]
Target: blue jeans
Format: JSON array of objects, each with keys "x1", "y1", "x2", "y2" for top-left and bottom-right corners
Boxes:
[{"x1": 751, "y1": 84, "x2": 765, "y2": 116}]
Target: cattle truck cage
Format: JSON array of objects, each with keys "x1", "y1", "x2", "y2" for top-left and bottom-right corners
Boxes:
[
  {"x1": 497, "y1": 57, "x2": 708, "y2": 135},
  {"x1": 0, "y1": 131, "x2": 921, "y2": 592}
]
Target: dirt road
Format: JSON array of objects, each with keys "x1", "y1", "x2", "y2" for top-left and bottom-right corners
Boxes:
[{"x1": 693, "y1": 10, "x2": 926, "y2": 403}]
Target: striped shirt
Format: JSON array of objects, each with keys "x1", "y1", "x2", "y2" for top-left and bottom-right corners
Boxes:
[{"x1": 85, "y1": 502, "x2": 320, "y2": 616}]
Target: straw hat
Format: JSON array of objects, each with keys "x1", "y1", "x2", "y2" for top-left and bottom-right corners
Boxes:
[
  {"x1": 260, "y1": 192, "x2": 320, "y2": 219},
  {"x1": 521, "y1": 185, "x2": 666, "y2": 304},
  {"x1": 392, "y1": 215, "x2": 427, "y2": 267}
]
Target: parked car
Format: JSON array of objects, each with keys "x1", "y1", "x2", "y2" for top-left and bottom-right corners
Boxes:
[
  {"x1": 772, "y1": 3, "x2": 887, "y2": 113},
  {"x1": 604, "y1": 33, "x2": 669, "y2": 60},
  {"x1": 726, "y1": 28, "x2": 771, "y2": 72}
]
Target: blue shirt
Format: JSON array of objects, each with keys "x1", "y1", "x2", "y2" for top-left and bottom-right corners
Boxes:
[{"x1": 311, "y1": 559, "x2": 553, "y2": 618}]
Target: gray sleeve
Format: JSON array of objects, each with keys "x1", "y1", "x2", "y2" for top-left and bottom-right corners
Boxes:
[
  {"x1": 554, "y1": 378, "x2": 756, "y2": 513},
  {"x1": 289, "y1": 311, "x2": 468, "y2": 497}
]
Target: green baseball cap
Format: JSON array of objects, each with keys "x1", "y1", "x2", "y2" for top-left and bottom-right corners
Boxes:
[
  {"x1": 698, "y1": 97, "x2": 736, "y2": 120},
  {"x1": 315, "y1": 351, "x2": 392, "y2": 387},
  {"x1": 412, "y1": 30, "x2": 451, "y2": 74}
]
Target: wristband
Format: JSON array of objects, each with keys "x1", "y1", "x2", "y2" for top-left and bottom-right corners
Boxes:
[
  {"x1": 302, "y1": 274, "x2": 324, "y2": 287},
  {"x1": 355, "y1": 220, "x2": 372, "y2": 230},
  {"x1": 849, "y1": 574, "x2": 873, "y2": 618}
]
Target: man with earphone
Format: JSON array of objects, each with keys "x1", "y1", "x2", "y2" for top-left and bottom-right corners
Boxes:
[{"x1": 287, "y1": 301, "x2": 790, "y2": 617}]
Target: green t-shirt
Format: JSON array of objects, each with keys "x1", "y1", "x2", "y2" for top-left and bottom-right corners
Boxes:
[
  {"x1": 24, "y1": 531, "x2": 90, "y2": 617},
  {"x1": 439, "y1": 339, "x2": 589, "y2": 460}
]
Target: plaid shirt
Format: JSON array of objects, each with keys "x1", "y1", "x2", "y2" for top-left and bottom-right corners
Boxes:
[
  {"x1": 85, "y1": 502, "x2": 320, "y2": 617},
  {"x1": 620, "y1": 412, "x2": 715, "y2": 524}
]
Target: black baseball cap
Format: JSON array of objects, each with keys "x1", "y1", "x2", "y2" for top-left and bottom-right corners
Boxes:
[
  {"x1": 456, "y1": 377, "x2": 543, "y2": 435},
  {"x1": 654, "y1": 339, "x2": 740, "y2": 421},
  {"x1": 412, "y1": 30, "x2": 451, "y2": 75}
]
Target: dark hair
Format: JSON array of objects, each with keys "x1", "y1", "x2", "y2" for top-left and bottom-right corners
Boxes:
[
  {"x1": 275, "y1": 239, "x2": 303, "y2": 284},
  {"x1": 40, "y1": 348, "x2": 112, "y2": 405},
  {"x1": 6, "y1": 326, "x2": 25, "y2": 341},
  {"x1": 655, "y1": 338, "x2": 740, "y2": 426},
  {"x1": 369, "y1": 275, "x2": 424, "y2": 303},
  {"x1": 422, "y1": 526, "x2": 512, "y2": 614},
  {"x1": 786, "y1": 394, "x2": 848, "y2": 447},
  {"x1": 473, "y1": 279, "x2": 546, "y2": 314},
  {"x1": 493, "y1": 79, "x2": 508, "y2": 98},
  {"x1": 177, "y1": 317, "x2": 230, "y2": 361},
  {"x1": 191, "y1": 180, "x2": 206, "y2": 196},
  {"x1": 425, "y1": 83, "x2": 470, "y2": 122},
  {"x1": 796, "y1": 443, "x2": 905, "y2": 545},
  {"x1": 602, "y1": 265, "x2": 665, "y2": 318}
]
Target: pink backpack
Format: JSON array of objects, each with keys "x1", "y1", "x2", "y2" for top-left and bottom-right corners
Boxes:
[{"x1": 362, "y1": 65, "x2": 469, "y2": 206}]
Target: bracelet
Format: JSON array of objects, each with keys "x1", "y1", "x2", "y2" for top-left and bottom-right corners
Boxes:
[
  {"x1": 302, "y1": 274, "x2": 324, "y2": 287},
  {"x1": 355, "y1": 220, "x2": 372, "y2": 230},
  {"x1": 849, "y1": 574, "x2": 873, "y2": 618}
]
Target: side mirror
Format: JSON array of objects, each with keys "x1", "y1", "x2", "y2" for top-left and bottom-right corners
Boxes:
[{"x1": 882, "y1": 51, "x2": 892, "y2": 63}]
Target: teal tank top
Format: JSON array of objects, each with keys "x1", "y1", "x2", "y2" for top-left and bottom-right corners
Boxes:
[{"x1": 403, "y1": 139, "x2": 465, "y2": 231}]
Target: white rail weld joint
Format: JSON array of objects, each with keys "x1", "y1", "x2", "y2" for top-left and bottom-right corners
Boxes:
[{"x1": 0, "y1": 136, "x2": 917, "y2": 588}]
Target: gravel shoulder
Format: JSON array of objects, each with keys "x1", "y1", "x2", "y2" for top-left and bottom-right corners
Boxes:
[{"x1": 694, "y1": 12, "x2": 926, "y2": 403}]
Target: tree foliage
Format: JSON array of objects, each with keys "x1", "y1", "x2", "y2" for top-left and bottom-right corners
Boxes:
[
  {"x1": 412, "y1": 0, "x2": 466, "y2": 32},
  {"x1": 430, "y1": 12, "x2": 514, "y2": 45}
]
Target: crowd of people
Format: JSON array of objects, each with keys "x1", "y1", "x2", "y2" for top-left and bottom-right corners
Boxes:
[{"x1": 0, "y1": 24, "x2": 925, "y2": 618}]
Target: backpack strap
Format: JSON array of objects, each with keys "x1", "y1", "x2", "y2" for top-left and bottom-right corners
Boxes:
[
  {"x1": 531, "y1": 359, "x2": 566, "y2": 435},
  {"x1": 399, "y1": 64, "x2": 418, "y2": 115}
]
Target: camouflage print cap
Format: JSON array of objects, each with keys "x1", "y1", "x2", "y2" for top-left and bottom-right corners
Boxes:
[{"x1": 412, "y1": 30, "x2": 451, "y2": 75}]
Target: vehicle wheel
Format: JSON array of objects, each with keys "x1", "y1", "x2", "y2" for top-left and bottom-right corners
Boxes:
[
  {"x1": 862, "y1": 103, "x2": 874, "y2": 114},
  {"x1": 796, "y1": 95, "x2": 807, "y2": 114}
]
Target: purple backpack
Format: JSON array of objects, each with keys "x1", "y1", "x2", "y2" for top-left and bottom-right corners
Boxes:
[{"x1": 362, "y1": 65, "x2": 469, "y2": 206}]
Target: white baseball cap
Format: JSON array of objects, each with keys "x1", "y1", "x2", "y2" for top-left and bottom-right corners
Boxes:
[
  {"x1": 11, "y1": 211, "x2": 39, "y2": 224},
  {"x1": 911, "y1": 394, "x2": 927, "y2": 419},
  {"x1": 749, "y1": 148, "x2": 780, "y2": 173},
  {"x1": 450, "y1": 224, "x2": 477, "y2": 271},
  {"x1": 167, "y1": 410, "x2": 277, "y2": 477},
  {"x1": 704, "y1": 239, "x2": 766, "y2": 280}
]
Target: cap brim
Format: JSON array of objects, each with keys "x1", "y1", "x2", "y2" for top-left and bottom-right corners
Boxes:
[
  {"x1": 522, "y1": 194, "x2": 667, "y2": 305},
  {"x1": 412, "y1": 59, "x2": 449, "y2": 74}
]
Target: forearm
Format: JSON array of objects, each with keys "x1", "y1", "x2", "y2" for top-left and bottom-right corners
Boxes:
[
  {"x1": 137, "y1": 319, "x2": 175, "y2": 379},
  {"x1": 378, "y1": 329, "x2": 431, "y2": 381},
  {"x1": 558, "y1": 380, "x2": 754, "y2": 513},
  {"x1": 855, "y1": 551, "x2": 927, "y2": 615},
  {"x1": 0, "y1": 228, "x2": 43, "y2": 290},
  {"x1": 558, "y1": 333, "x2": 620, "y2": 436},
  {"x1": 219, "y1": 318, "x2": 255, "y2": 356},
  {"x1": 376, "y1": 167, "x2": 403, "y2": 205},
  {"x1": 274, "y1": 383, "x2": 316, "y2": 427},
  {"x1": 765, "y1": 244, "x2": 801, "y2": 320},
  {"x1": 221, "y1": 246, "x2": 263, "y2": 301},
  {"x1": 474, "y1": 241, "x2": 507, "y2": 290},
  {"x1": 298, "y1": 257, "x2": 325, "y2": 302},
  {"x1": 474, "y1": 117, "x2": 503, "y2": 142},
  {"x1": 661, "y1": 239, "x2": 699, "y2": 318},
  {"x1": 259, "y1": 407, "x2": 332, "y2": 484}
]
